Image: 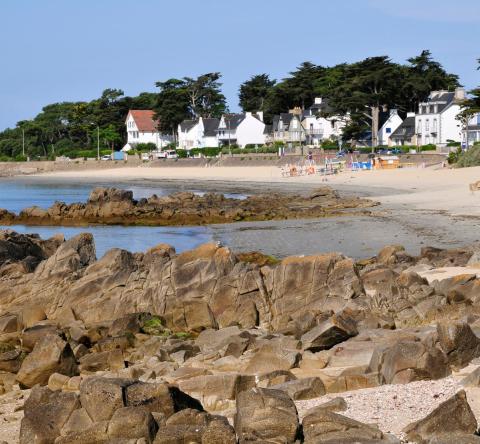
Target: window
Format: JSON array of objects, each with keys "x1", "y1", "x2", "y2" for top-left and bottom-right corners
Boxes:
[
  {"x1": 386, "y1": 128, "x2": 392, "y2": 134},
  {"x1": 417, "y1": 120, "x2": 422, "y2": 133},
  {"x1": 433, "y1": 119, "x2": 437, "y2": 132},
  {"x1": 291, "y1": 119, "x2": 298, "y2": 129},
  {"x1": 425, "y1": 120, "x2": 430, "y2": 132}
]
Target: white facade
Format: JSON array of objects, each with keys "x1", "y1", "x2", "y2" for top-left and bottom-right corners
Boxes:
[
  {"x1": 302, "y1": 98, "x2": 347, "y2": 146},
  {"x1": 463, "y1": 113, "x2": 480, "y2": 147},
  {"x1": 123, "y1": 111, "x2": 172, "y2": 151},
  {"x1": 177, "y1": 118, "x2": 220, "y2": 149},
  {"x1": 217, "y1": 112, "x2": 266, "y2": 147},
  {"x1": 379, "y1": 109, "x2": 403, "y2": 146},
  {"x1": 302, "y1": 115, "x2": 346, "y2": 145},
  {"x1": 415, "y1": 89, "x2": 465, "y2": 146}
]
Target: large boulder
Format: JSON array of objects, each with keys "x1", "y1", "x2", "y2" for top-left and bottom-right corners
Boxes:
[
  {"x1": 437, "y1": 321, "x2": 480, "y2": 370},
  {"x1": 125, "y1": 380, "x2": 203, "y2": 417},
  {"x1": 301, "y1": 313, "x2": 358, "y2": 351},
  {"x1": 107, "y1": 406, "x2": 158, "y2": 441},
  {"x1": 269, "y1": 377, "x2": 326, "y2": 400},
  {"x1": 302, "y1": 408, "x2": 394, "y2": 443},
  {"x1": 80, "y1": 377, "x2": 133, "y2": 422},
  {"x1": 153, "y1": 408, "x2": 236, "y2": 444},
  {"x1": 403, "y1": 390, "x2": 477, "y2": 444},
  {"x1": 266, "y1": 254, "x2": 364, "y2": 331},
  {"x1": 33, "y1": 232, "x2": 96, "y2": 279},
  {"x1": 371, "y1": 340, "x2": 449, "y2": 384},
  {"x1": 19, "y1": 386, "x2": 80, "y2": 444},
  {"x1": 16, "y1": 333, "x2": 77, "y2": 388},
  {"x1": 235, "y1": 387, "x2": 299, "y2": 443}
]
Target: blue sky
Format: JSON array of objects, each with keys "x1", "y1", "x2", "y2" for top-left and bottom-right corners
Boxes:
[{"x1": 0, "y1": 0, "x2": 478, "y2": 130}]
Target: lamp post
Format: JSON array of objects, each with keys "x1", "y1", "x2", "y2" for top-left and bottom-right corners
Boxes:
[{"x1": 97, "y1": 125, "x2": 100, "y2": 160}]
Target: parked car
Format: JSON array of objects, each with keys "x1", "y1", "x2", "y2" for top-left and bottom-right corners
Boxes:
[
  {"x1": 141, "y1": 152, "x2": 151, "y2": 161},
  {"x1": 100, "y1": 155, "x2": 111, "y2": 161},
  {"x1": 155, "y1": 150, "x2": 178, "y2": 159}
]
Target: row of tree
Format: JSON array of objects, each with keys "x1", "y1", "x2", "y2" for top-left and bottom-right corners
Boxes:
[
  {"x1": 0, "y1": 88, "x2": 158, "y2": 160},
  {"x1": 153, "y1": 50, "x2": 467, "y2": 144},
  {"x1": 0, "y1": 51, "x2": 478, "y2": 160}
]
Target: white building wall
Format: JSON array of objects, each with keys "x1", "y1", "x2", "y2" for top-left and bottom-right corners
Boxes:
[
  {"x1": 236, "y1": 114, "x2": 266, "y2": 147},
  {"x1": 439, "y1": 104, "x2": 462, "y2": 144},
  {"x1": 126, "y1": 113, "x2": 172, "y2": 149},
  {"x1": 378, "y1": 113, "x2": 403, "y2": 146},
  {"x1": 203, "y1": 136, "x2": 219, "y2": 148}
]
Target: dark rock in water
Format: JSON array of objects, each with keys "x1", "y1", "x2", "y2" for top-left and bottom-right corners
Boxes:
[
  {"x1": 0, "y1": 186, "x2": 377, "y2": 227},
  {"x1": 403, "y1": 390, "x2": 477, "y2": 444}
]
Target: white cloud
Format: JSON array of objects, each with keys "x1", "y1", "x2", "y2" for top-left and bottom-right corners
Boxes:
[{"x1": 367, "y1": 0, "x2": 480, "y2": 23}]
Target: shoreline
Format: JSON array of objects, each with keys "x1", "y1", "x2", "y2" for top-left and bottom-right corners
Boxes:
[
  {"x1": 3, "y1": 165, "x2": 480, "y2": 259},
  {"x1": 24, "y1": 163, "x2": 480, "y2": 215}
]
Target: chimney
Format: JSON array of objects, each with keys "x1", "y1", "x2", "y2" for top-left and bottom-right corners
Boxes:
[
  {"x1": 314, "y1": 97, "x2": 323, "y2": 105},
  {"x1": 455, "y1": 87, "x2": 466, "y2": 101},
  {"x1": 390, "y1": 108, "x2": 398, "y2": 116},
  {"x1": 256, "y1": 111, "x2": 264, "y2": 122},
  {"x1": 289, "y1": 107, "x2": 302, "y2": 116},
  {"x1": 407, "y1": 112, "x2": 415, "y2": 118},
  {"x1": 245, "y1": 112, "x2": 252, "y2": 118}
]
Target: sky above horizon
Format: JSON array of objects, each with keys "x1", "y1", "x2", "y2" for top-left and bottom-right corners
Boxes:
[{"x1": 0, "y1": 0, "x2": 478, "y2": 131}]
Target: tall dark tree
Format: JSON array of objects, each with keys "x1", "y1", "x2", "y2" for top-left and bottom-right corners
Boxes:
[
  {"x1": 153, "y1": 79, "x2": 190, "y2": 138},
  {"x1": 329, "y1": 56, "x2": 403, "y2": 147},
  {"x1": 183, "y1": 72, "x2": 227, "y2": 118},
  {"x1": 400, "y1": 50, "x2": 460, "y2": 112},
  {"x1": 239, "y1": 74, "x2": 276, "y2": 113},
  {"x1": 458, "y1": 59, "x2": 480, "y2": 129}
]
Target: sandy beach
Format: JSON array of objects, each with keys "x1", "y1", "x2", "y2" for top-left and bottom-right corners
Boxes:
[{"x1": 38, "y1": 164, "x2": 480, "y2": 216}]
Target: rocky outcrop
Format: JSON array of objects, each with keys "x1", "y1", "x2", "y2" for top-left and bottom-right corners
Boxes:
[
  {"x1": 2, "y1": 232, "x2": 480, "y2": 442},
  {"x1": 0, "y1": 230, "x2": 63, "y2": 275},
  {"x1": 0, "y1": 186, "x2": 377, "y2": 227},
  {"x1": 403, "y1": 390, "x2": 477, "y2": 443}
]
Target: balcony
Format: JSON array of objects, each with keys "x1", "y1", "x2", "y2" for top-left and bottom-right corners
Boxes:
[
  {"x1": 273, "y1": 131, "x2": 306, "y2": 142},
  {"x1": 304, "y1": 129, "x2": 324, "y2": 137}
]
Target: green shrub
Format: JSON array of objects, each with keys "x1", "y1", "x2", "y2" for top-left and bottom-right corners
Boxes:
[
  {"x1": 173, "y1": 332, "x2": 191, "y2": 339},
  {"x1": 455, "y1": 146, "x2": 480, "y2": 167},
  {"x1": 141, "y1": 316, "x2": 165, "y2": 335},
  {"x1": 419, "y1": 144, "x2": 437, "y2": 151},
  {"x1": 135, "y1": 143, "x2": 157, "y2": 152}
]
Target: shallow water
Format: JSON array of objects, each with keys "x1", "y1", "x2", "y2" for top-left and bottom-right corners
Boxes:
[
  {"x1": 0, "y1": 178, "x2": 222, "y2": 257},
  {"x1": 7, "y1": 224, "x2": 212, "y2": 258},
  {"x1": 1, "y1": 177, "x2": 477, "y2": 260}
]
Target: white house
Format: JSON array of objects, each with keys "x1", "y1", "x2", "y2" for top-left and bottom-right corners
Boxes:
[
  {"x1": 415, "y1": 88, "x2": 465, "y2": 146},
  {"x1": 177, "y1": 117, "x2": 220, "y2": 149},
  {"x1": 217, "y1": 112, "x2": 266, "y2": 147},
  {"x1": 123, "y1": 110, "x2": 172, "y2": 151},
  {"x1": 378, "y1": 109, "x2": 403, "y2": 146},
  {"x1": 463, "y1": 113, "x2": 480, "y2": 147},
  {"x1": 302, "y1": 98, "x2": 347, "y2": 146}
]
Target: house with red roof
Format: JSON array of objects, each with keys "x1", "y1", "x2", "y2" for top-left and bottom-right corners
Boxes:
[{"x1": 123, "y1": 110, "x2": 172, "y2": 151}]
